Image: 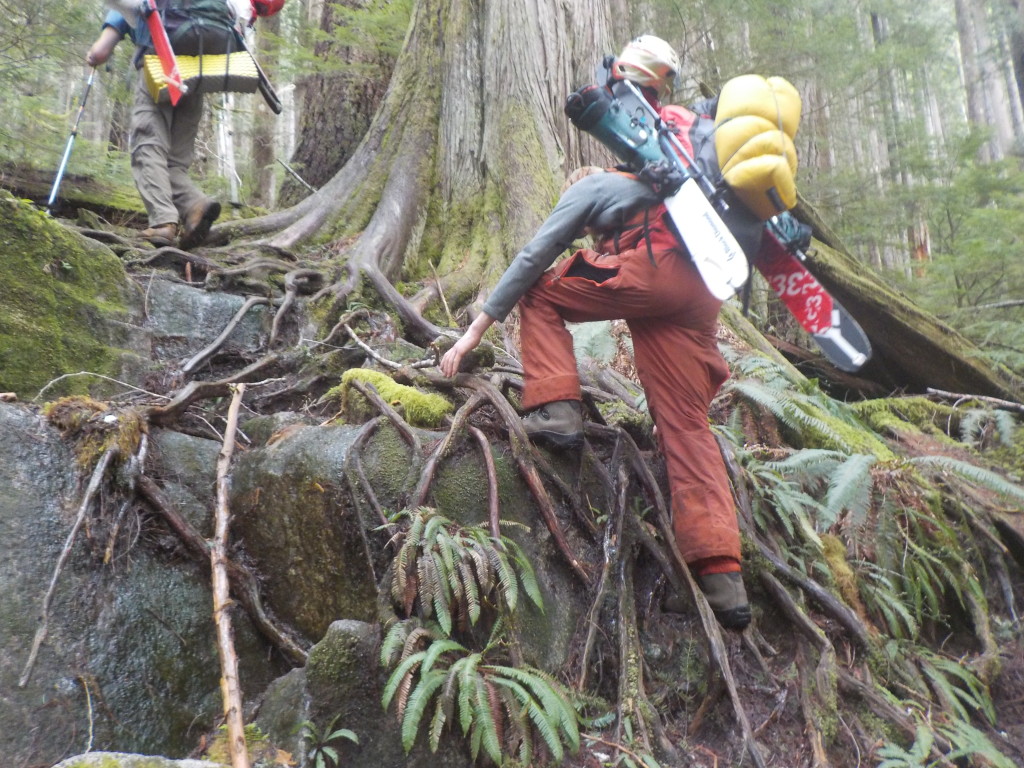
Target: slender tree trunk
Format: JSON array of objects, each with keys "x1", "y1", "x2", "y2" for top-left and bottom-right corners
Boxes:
[
  {"x1": 279, "y1": 0, "x2": 393, "y2": 206},
  {"x1": 251, "y1": 13, "x2": 282, "y2": 208}
]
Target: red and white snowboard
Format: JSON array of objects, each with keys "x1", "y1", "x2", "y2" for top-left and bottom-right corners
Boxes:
[{"x1": 756, "y1": 231, "x2": 872, "y2": 372}]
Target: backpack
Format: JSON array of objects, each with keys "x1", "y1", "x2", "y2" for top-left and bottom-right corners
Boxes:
[
  {"x1": 713, "y1": 75, "x2": 801, "y2": 221},
  {"x1": 150, "y1": 0, "x2": 239, "y2": 56}
]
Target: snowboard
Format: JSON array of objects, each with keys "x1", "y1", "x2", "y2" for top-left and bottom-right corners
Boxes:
[
  {"x1": 143, "y1": 0, "x2": 186, "y2": 105},
  {"x1": 756, "y1": 230, "x2": 872, "y2": 372},
  {"x1": 663, "y1": 178, "x2": 750, "y2": 300}
]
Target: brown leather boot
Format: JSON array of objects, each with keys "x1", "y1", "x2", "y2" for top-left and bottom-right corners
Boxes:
[
  {"x1": 140, "y1": 223, "x2": 177, "y2": 247},
  {"x1": 522, "y1": 400, "x2": 583, "y2": 449},
  {"x1": 179, "y1": 198, "x2": 221, "y2": 250}
]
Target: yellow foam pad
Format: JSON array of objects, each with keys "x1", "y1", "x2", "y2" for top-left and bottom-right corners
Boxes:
[
  {"x1": 716, "y1": 74, "x2": 801, "y2": 138},
  {"x1": 143, "y1": 51, "x2": 259, "y2": 104},
  {"x1": 723, "y1": 155, "x2": 797, "y2": 220},
  {"x1": 719, "y1": 129, "x2": 798, "y2": 178}
]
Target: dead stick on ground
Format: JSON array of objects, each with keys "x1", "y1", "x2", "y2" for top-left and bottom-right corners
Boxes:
[
  {"x1": 926, "y1": 387, "x2": 1024, "y2": 414},
  {"x1": 212, "y1": 383, "x2": 250, "y2": 768},
  {"x1": 20, "y1": 445, "x2": 119, "y2": 687}
]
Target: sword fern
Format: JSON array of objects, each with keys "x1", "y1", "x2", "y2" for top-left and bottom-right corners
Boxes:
[{"x1": 381, "y1": 507, "x2": 576, "y2": 765}]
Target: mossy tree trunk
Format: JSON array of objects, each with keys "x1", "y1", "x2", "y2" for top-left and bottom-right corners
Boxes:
[{"x1": 216, "y1": 0, "x2": 624, "y2": 310}]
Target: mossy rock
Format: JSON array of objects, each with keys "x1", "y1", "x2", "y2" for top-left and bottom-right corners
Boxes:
[
  {"x1": 0, "y1": 192, "x2": 145, "y2": 399},
  {"x1": 331, "y1": 368, "x2": 454, "y2": 427}
]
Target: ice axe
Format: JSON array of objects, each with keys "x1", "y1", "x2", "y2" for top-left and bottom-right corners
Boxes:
[{"x1": 46, "y1": 67, "x2": 96, "y2": 216}]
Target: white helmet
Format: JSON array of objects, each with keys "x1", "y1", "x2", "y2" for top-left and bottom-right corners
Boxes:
[{"x1": 612, "y1": 35, "x2": 680, "y2": 98}]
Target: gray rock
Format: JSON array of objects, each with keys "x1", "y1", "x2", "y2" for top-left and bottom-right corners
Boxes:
[{"x1": 53, "y1": 754, "x2": 225, "y2": 767}]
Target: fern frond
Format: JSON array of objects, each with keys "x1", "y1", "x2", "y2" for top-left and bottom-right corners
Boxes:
[
  {"x1": 456, "y1": 652, "x2": 482, "y2": 736},
  {"x1": 507, "y1": 540, "x2": 544, "y2": 610},
  {"x1": 401, "y1": 668, "x2": 447, "y2": 752},
  {"x1": 457, "y1": 558, "x2": 482, "y2": 625},
  {"x1": 429, "y1": 694, "x2": 448, "y2": 753},
  {"x1": 490, "y1": 673, "x2": 565, "y2": 763},
  {"x1": 911, "y1": 455, "x2": 1024, "y2": 502},
  {"x1": 472, "y1": 675, "x2": 503, "y2": 765},
  {"x1": 380, "y1": 619, "x2": 410, "y2": 666},
  {"x1": 421, "y1": 638, "x2": 465, "y2": 674},
  {"x1": 486, "y1": 546, "x2": 519, "y2": 612},
  {"x1": 382, "y1": 650, "x2": 426, "y2": 711},
  {"x1": 822, "y1": 453, "x2": 876, "y2": 529},
  {"x1": 503, "y1": 665, "x2": 579, "y2": 749}
]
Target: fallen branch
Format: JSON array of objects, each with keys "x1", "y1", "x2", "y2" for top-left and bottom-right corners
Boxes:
[
  {"x1": 20, "y1": 445, "x2": 119, "y2": 687},
  {"x1": 146, "y1": 353, "x2": 286, "y2": 425},
  {"x1": 926, "y1": 387, "x2": 1024, "y2": 414},
  {"x1": 137, "y1": 475, "x2": 308, "y2": 665},
  {"x1": 212, "y1": 383, "x2": 249, "y2": 768}
]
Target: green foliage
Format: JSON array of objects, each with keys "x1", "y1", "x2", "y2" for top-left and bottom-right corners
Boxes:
[
  {"x1": 382, "y1": 635, "x2": 579, "y2": 765},
  {"x1": 725, "y1": 355, "x2": 892, "y2": 457},
  {"x1": 299, "y1": 715, "x2": 359, "y2": 768},
  {"x1": 386, "y1": 506, "x2": 542, "y2": 634},
  {"x1": 330, "y1": 368, "x2": 454, "y2": 428},
  {"x1": 380, "y1": 507, "x2": 578, "y2": 766}
]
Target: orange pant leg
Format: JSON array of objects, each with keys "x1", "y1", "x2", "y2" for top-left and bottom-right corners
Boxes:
[{"x1": 516, "y1": 242, "x2": 740, "y2": 564}]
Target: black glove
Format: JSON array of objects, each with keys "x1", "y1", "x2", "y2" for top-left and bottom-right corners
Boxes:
[
  {"x1": 639, "y1": 159, "x2": 685, "y2": 197},
  {"x1": 772, "y1": 211, "x2": 812, "y2": 252}
]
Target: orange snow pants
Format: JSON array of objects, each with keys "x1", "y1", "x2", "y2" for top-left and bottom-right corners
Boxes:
[{"x1": 517, "y1": 241, "x2": 741, "y2": 566}]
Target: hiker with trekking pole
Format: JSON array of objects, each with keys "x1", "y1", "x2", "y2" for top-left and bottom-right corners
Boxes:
[{"x1": 85, "y1": 0, "x2": 284, "y2": 250}]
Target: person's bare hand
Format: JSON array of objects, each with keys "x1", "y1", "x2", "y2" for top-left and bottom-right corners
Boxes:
[
  {"x1": 439, "y1": 334, "x2": 478, "y2": 377},
  {"x1": 438, "y1": 312, "x2": 495, "y2": 377}
]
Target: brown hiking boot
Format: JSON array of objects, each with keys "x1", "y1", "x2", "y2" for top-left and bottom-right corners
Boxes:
[
  {"x1": 697, "y1": 572, "x2": 751, "y2": 630},
  {"x1": 140, "y1": 223, "x2": 177, "y2": 247},
  {"x1": 522, "y1": 400, "x2": 583, "y2": 449},
  {"x1": 179, "y1": 198, "x2": 221, "y2": 250}
]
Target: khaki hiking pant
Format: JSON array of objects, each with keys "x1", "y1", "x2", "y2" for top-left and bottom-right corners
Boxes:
[
  {"x1": 129, "y1": 71, "x2": 208, "y2": 228},
  {"x1": 517, "y1": 242, "x2": 742, "y2": 566}
]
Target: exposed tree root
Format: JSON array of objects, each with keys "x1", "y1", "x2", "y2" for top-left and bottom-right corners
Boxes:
[
  {"x1": 182, "y1": 296, "x2": 272, "y2": 375},
  {"x1": 137, "y1": 475, "x2": 309, "y2": 665},
  {"x1": 269, "y1": 269, "x2": 324, "y2": 346},
  {"x1": 343, "y1": 416, "x2": 391, "y2": 528},
  {"x1": 20, "y1": 445, "x2": 119, "y2": 687}
]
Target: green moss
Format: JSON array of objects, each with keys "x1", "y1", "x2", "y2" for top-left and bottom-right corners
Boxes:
[
  {"x1": 329, "y1": 368, "x2": 453, "y2": 427},
  {"x1": 0, "y1": 191, "x2": 139, "y2": 399},
  {"x1": 202, "y1": 723, "x2": 271, "y2": 766},
  {"x1": 852, "y1": 396, "x2": 960, "y2": 441}
]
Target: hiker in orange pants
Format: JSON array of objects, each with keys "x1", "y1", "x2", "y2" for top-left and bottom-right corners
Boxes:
[
  {"x1": 518, "y1": 233, "x2": 740, "y2": 560},
  {"x1": 439, "y1": 36, "x2": 753, "y2": 629}
]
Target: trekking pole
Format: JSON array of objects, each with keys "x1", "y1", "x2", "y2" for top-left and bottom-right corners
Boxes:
[
  {"x1": 46, "y1": 67, "x2": 96, "y2": 216},
  {"x1": 276, "y1": 158, "x2": 317, "y2": 193}
]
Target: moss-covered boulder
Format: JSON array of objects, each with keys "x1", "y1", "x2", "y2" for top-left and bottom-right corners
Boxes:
[
  {"x1": 0, "y1": 404, "x2": 280, "y2": 766},
  {"x1": 0, "y1": 192, "x2": 146, "y2": 398},
  {"x1": 230, "y1": 424, "x2": 382, "y2": 644},
  {"x1": 256, "y1": 620, "x2": 473, "y2": 768}
]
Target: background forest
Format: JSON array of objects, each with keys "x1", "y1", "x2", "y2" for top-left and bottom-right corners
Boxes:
[
  {"x1": 4, "y1": 1, "x2": 1024, "y2": 768},
  {"x1": 3, "y1": 0, "x2": 1024, "y2": 376}
]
